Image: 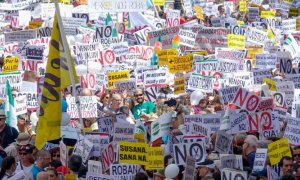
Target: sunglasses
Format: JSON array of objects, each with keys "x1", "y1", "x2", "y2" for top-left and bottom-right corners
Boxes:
[
  {"x1": 19, "y1": 152, "x2": 28, "y2": 156},
  {"x1": 53, "y1": 154, "x2": 60, "y2": 158},
  {"x1": 135, "y1": 94, "x2": 143, "y2": 97}
]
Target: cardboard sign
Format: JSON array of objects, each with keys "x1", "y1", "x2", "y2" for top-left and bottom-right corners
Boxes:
[
  {"x1": 187, "y1": 73, "x2": 213, "y2": 93},
  {"x1": 194, "y1": 60, "x2": 218, "y2": 74},
  {"x1": 281, "y1": 19, "x2": 296, "y2": 33},
  {"x1": 72, "y1": 13, "x2": 89, "y2": 23},
  {"x1": 86, "y1": 173, "x2": 114, "y2": 180},
  {"x1": 15, "y1": 95, "x2": 27, "y2": 115},
  {"x1": 5, "y1": 29, "x2": 37, "y2": 44},
  {"x1": 146, "y1": 147, "x2": 164, "y2": 170},
  {"x1": 157, "y1": 48, "x2": 177, "y2": 66},
  {"x1": 277, "y1": 81, "x2": 295, "y2": 108},
  {"x1": 114, "y1": 79, "x2": 136, "y2": 93},
  {"x1": 88, "y1": 0, "x2": 147, "y2": 12},
  {"x1": 144, "y1": 69, "x2": 167, "y2": 87},
  {"x1": 173, "y1": 141, "x2": 205, "y2": 165},
  {"x1": 284, "y1": 116, "x2": 300, "y2": 145},
  {"x1": 221, "y1": 168, "x2": 248, "y2": 180},
  {"x1": 232, "y1": 87, "x2": 260, "y2": 113},
  {"x1": 262, "y1": 78, "x2": 277, "y2": 91},
  {"x1": 107, "y1": 70, "x2": 130, "y2": 89},
  {"x1": 0, "y1": 73, "x2": 22, "y2": 98},
  {"x1": 76, "y1": 43, "x2": 99, "y2": 65},
  {"x1": 148, "y1": 25, "x2": 181, "y2": 49},
  {"x1": 17, "y1": 92, "x2": 39, "y2": 110},
  {"x1": 144, "y1": 86, "x2": 159, "y2": 102},
  {"x1": 166, "y1": 10, "x2": 180, "y2": 27},
  {"x1": 73, "y1": 134, "x2": 93, "y2": 163},
  {"x1": 174, "y1": 76, "x2": 185, "y2": 95},
  {"x1": 151, "y1": 113, "x2": 173, "y2": 142},
  {"x1": 110, "y1": 164, "x2": 141, "y2": 179},
  {"x1": 38, "y1": 27, "x2": 52, "y2": 37},
  {"x1": 220, "y1": 155, "x2": 243, "y2": 171},
  {"x1": 101, "y1": 143, "x2": 116, "y2": 172},
  {"x1": 67, "y1": 96, "x2": 97, "y2": 118},
  {"x1": 227, "y1": 34, "x2": 245, "y2": 49},
  {"x1": 178, "y1": 29, "x2": 197, "y2": 48},
  {"x1": 111, "y1": 42, "x2": 128, "y2": 57},
  {"x1": 246, "y1": 28, "x2": 268, "y2": 45},
  {"x1": 3, "y1": 56, "x2": 19, "y2": 73},
  {"x1": 168, "y1": 55, "x2": 193, "y2": 73},
  {"x1": 218, "y1": 59, "x2": 244, "y2": 73},
  {"x1": 85, "y1": 133, "x2": 109, "y2": 157},
  {"x1": 134, "y1": 27, "x2": 151, "y2": 45},
  {"x1": 253, "y1": 148, "x2": 268, "y2": 172},
  {"x1": 113, "y1": 123, "x2": 135, "y2": 142},
  {"x1": 268, "y1": 138, "x2": 292, "y2": 165},
  {"x1": 219, "y1": 86, "x2": 241, "y2": 104},
  {"x1": 88, "y1": 160, "x2": 102, "y2": 174},
  {"x1": 253, "y1": 69, "x2": 272, "y2": 84},
  {"x1": 256, "y1": 53, "x2": 277, "y2": 69},
  {"x1": 119, "y1": 141, "x2": 148, "y2": 165},
  {"x1": 26, "y1": 45, "x2": 44, "y2": 60},
  {"x1": 230, "y1": 111, "x2": 249, "y2": 134},
  {"x1": 62, "y1": 17, "x2": 86, "y2": 35},
  {"x1": 183, "y1": 156, "x2": 196, "y2": 180},
  {"x1": 215, "y1": 130, "x2": 233, "y2": 154},
  {"x1": 100, "y1": 49, "x2": 116, "y2": 65}
]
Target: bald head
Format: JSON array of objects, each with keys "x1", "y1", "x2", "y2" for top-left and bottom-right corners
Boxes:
[{"x1": 80, "y1": 88, "x2": 92, "y2": 96}]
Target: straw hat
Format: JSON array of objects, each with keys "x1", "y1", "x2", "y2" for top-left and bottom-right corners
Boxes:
[{"x1": 15, "y1": 133, "x2": 31, "y2": 146}]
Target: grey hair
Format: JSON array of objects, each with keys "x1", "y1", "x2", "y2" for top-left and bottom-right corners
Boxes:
[{"x1": 245, "y1": 135, "x2": 258, "y2": 148}]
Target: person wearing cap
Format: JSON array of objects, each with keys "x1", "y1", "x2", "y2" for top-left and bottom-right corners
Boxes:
[
  {"x1": 15, "y1": 144, "x2": 34, "y2": 176},
  {"x1": 132, "y1": 89, "x2": 156, "y2": 121},
  {"x1": 0, "y1": 109, "x2": 18, "y2": 149}
]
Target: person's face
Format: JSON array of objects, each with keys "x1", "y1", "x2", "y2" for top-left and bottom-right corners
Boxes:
[
  {"x1": 52, "y1": 152, "x2": 60, "y2": 161},
  {"x1": 102, "y1": 95, "x2": 110, "y2": 105},
  {"x1": 41, "y1": 155, "x2": 51, "y2": 168},
  {"x1": 282, "y1": 159, "x2": 293, "y2": 174},
  {"x1": 19, "y1": 151, "x2": 32, "y2": 163},
  {"x1": 199, "y1": 99, "x2": 207, "y2": 108},
  {"x1": 134, "y1": 91, "x2": 144, "y2": 104},
  {"x1": 12, "y1": 91, "x2": 17, "y2": 99},
  {"x1": 84, "y1": 119, "x2": 91, "y2": 127},
  {"x1": 0, "y1": 117, "x2": 5, "y2": 128},
  {"x1": 47, "y1": 170, "x2": 58, "y2": 180},
  {"x1": 112, "y1": 96, "x2": 122, "y2": 110},
  {"x1": 294, "y1": 149, "x2": 300, "y2": 162}
]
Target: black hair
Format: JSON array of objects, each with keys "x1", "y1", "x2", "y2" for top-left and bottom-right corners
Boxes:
[
  {"x1": 68, "y1": 155, "x2": 82, "y2": 173},
  {"x1": 279, "y1": 156, "x2": 293, "y2": 167},
  {"x1": 134, "y1": 172, "x2": 148, "y2": 180},
  {"x1": 0, "y1": 156, "x2": 15, "y2": 179}
]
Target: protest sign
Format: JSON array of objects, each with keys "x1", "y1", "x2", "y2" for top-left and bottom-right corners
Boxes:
[
  {"x1": 220, "y1": 155, "x2": 243, "y2": 171},
  {"x1": 219, "y1": 85, "x2": 240, "y2": 104},
  {"x1": 144, "y1": 69, "x2": 167, "y2": 87},
  {"x1": 62, "y1": 17, "x2": 86, "y2": 35},
  {"x1": 227, "y1": 34, "x2": 245, "y2": 49},
  {"x1": 26, "y1": 45, "x2": 44, "y2": 60},
  {"x1": 86, "y1": 173, "x2": 114, "y2": 180},
  {"x1": 268, "y1": 138, "x2": 292, "y2": 165},
  {"x1": 17, "y1": 92, "x2": 38, "y2": 109},
  {"x1": 98, "y1": 116, "x2": 113, "y2": 134},
  {"x1": 157, "y1": 48, "x2": 177, "y2": 66},
  {"x1": 114, "y1": 79, "x2": 136, "y2": 93},
  {"x1": 286, "y1": 74, "x2": 300, "y2": 89},
  {"x1": 76, "y1": 43, "x2": 99, "y2": 65},
  {"x1": 73, "y1": 134, "x2": 93, "y2": 163},
  {"x1": 194, "y1": 60, "x2": 218, "y2": 75},
  {"x1": 148, "y1": 25, "x2": 181, "y2": 49},
  {"x1": 183, "y1": 156, "x2": 196, "y2": 180},
  {"x1": 277, "y1": 81, "x2": 295, "y2": 108},
  {"x1": 107, "y1": 70, "x2": 130, "y2": 89},
  {"x1": 38, "y1": 27, "x2": 52, "y2": 37},
  {"x1": 174, "y1": 76, "x2": 185, "y2": 94},
  {"x1": 72, "y1": 13, "x2": 89, "y2": 23},
  {"x1": 262, "y1": 78, "x2": 277, "y2": 91},
  {"x1": 101, "y1": 143, "x2": 116, "y2": 172},
  {"x1": 3, "y1": 56, "x2": 19, "y2": 73},
  {"x1": 253, "y1": 69, "x2": 272, "y2": 84},
  {"x1": 67, "y1": 96, "x2": 97, "y2": 118},
  {"x1": 284, "y1": 116, "x2": 300, "y2": 145},
  {"x1": 0, "y1": 73, "x2": 22, "y2": 98},
  {"x1": 188, "y1": 73, "x2": 213, "y2": 93},
  {"x1": 146, "y1": 147, "x2": 164, "y2": 170},
  {"x1": 178, "y1": 29, "x2": 197, "y2": 48},
  {"x1": 110, "y1": 164, "x2": 141, "y2": 179},
  {"x1": 151, "y1": 112, "x2": 172, "y2": 142},
  {"x1": 5, "y1": 29, "x2": 37, "y2": 44},
  {"x1": 256, "y1": 53, "x2": 277, "y2": 69},
  {"x1": 88, "y1": 160, "x2": 102, "y2": 174},
  {"x1": 88, "y1": 0, "x2": 147, "y2": 13},
  {"x1": 113, "y1": 123, "x2": 135, "y2": 142},
  {"x1": 246, "y1": 28, "x2": 268, "y2": 45},
  {"x1": 221, "y1": 168, "x2": 248, "y2": 180},
  {"x1": 134, "y1": 27, "x2": 151, "y2": 45},
  {"x1": 15, "y1": 95, "x2": 27, "y2": 116},
  {"x1": 119, "y1": 141, "x2": 148, "y2": 165},
  {"x1": 168, "y1": 55, "x2": 193, "y2": 73},
  {"x1": 281, "y1": 19, "x2": 296, "y2": 33},
  {"x1": 218, "y1": 59, "x2": 244, "y2": 73},
  {"x1": 232, "y1": 87, "x2": 260, "y2": 113},
  {"x1": 229, "y1": 111, "x2": 249, "y2": 134},
  {"x1": 144, "y1": 86, "x2": 159, "y2": 102},
  {"x1": 166, "y1": 10, "x2": 180, "y2": 27},
  {"x1": 173, "y1": 141, "x2": 205, "y2": 166},
  {"x1": 215, "y1": 130, "x2": 233, "y2": 154},
  {"x1": 85, "y1": 133, "x2": 109, "y2": 157},
  {"x1": 253, "y1": 148, "x2": 268, "y2": 172},
  {"x1": 111, "y1": 42, "x2": 128, "y2": 57},
  {"x1": 80, "y1": 74, "x2": 97, "y2": 90}
]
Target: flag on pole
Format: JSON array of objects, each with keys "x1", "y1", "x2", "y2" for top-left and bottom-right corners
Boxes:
[
  {"x1": 5, "y1": 80, "x2": 17, "y2": 130},
  {"x1": 35, "y1": 12, "x2": 78, "y2": 150}
]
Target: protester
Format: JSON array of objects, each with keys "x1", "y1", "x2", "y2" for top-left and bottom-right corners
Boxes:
[
  {"x1": 132, "y1": 89, "x2": 156, "y2": 120},
  {"x1": 0, "y1": 156, "x2": 16, "y2": 179},
  {"x1": 280, "y1": 156, "x2": 294, "y2": 177},
  {"x1": 0, "y1": 109, "x2": 18, "y2": 149},
  {"x1": 15, "y1": 144, "x2": 34, "y2": 175},
  {"x1": 31, "y1": 150, "x2": 51, "y2": 180}
]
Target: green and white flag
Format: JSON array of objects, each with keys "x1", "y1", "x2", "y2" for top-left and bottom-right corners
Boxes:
[{"x1": 5, "y1": 80, "x2": 17, "y2": 130}]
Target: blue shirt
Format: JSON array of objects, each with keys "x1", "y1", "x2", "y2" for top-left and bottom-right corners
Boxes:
[
  {"x1": 247, "y1": 151, "x2": 256, "y2": 169},
  {"x1": 30, "y1": 164, "x2": 42, "y2": 180}
]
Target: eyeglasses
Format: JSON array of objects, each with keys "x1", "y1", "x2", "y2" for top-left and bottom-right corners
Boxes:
[
  {"x1": 294, "y1": 154, "x2": 300, "y2": 157},
  {"x1": 135, "y1": 94, "x2": 143, "y2": 97},
  {"x1": 53, "y1": 154, "x2": 60, "y2": 158}
]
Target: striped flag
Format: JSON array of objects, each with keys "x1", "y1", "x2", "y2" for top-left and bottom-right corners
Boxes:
[{"x1": 5, "y1": 80, "x2": 17, "y2": 130}]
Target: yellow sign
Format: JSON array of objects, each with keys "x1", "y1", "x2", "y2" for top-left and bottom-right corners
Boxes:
[
  {"x1": 29, "y1": 21, "x2": 43, "y2": 29},
  {"x1": 239, "y1": 1, "x2": 246, "y2": 12},
  {"x1": 237, "y1": 20, "x2": 245, "y2": 25},
  {"x1": 3, "y1": 56, "x2": 19, "y2": 73},
  {"x1": 194, "y1": 5, "x2": 204, "y2": 20},
  {"x1": 247, "y1": 46, "x2": 263, "y2": 59},
  {"x1": 168, "y1": 55, "x2": 192, "y2": 73},
  {"x1": 227, "y1": 34, "x2": 245, "y2": 50},
  {"x1": 268, "y1": 138, "x2": 292, "y2": 165},
  {"x1": 107, "y1": 70, "x2": 129, "y2": 89},
  {"x1": 262, "y1": 78, "x2": 277, "y2": 91},
  {"x1": 153, "y1": 0, "x2": 165, "y2": 6},
  {"x1": 289, "y1": 8, "x2": 299, "y2": 17},
  {"x1": 146, "y1": 147, "x2": 164, "y2": 170},
  {"x1": 174, "y1": 77, "x2": 185, "y2": 94},
  {"x1": 157, "y1": 49, "x2": 177, "y2": 66},
  {"x1": 261, "y1": 10, "x2": 276, "y2": 18},
  {"x1": 297, "y1": 18, "x2": 300, "y2": 31},
  {"x1": 119, "y1": 141, "x2": 148, "y2": 165},
  {"x1": 134, "y1": 133, "x2": 145, "y2": 143}
]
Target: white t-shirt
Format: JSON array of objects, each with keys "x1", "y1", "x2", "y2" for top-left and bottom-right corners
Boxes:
[{"x1": 16, "y1": 162, "x2": 33, "y2": 174}]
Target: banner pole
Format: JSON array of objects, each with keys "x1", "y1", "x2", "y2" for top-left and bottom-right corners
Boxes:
[{"x1": 54, "y1": 0, "x2": 85, "y2": 135}]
